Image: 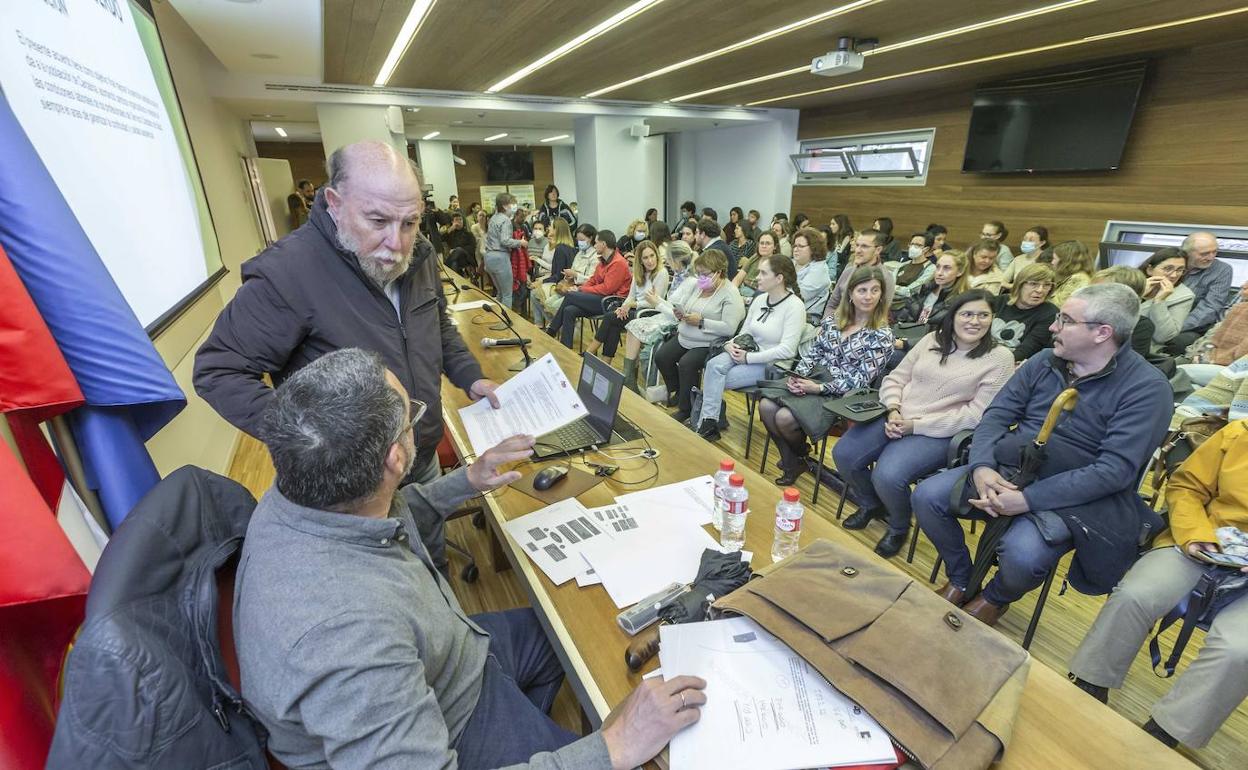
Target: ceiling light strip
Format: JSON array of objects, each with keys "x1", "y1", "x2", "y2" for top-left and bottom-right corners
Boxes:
[
  {"x1": 584, "y1": 0, "x2": 882, "y2": 98},
  {"x1": 421, "y1": 131, "x2": 441, "y2": 140},
  {"x1": 487, "y1": 0, "x2": 666, "y2": 93},
  {"x1": 540, "y1": 134, "x2": 570, "y2": 142},
  {"x1": 375, "y1": 0, "x2": 439, "y2": 86},
  {"x1": 748, "y1": 5, "x2": 1248, "y2": 106},
  {"x1": 274, "y1": 126, "x2": 287, "y2": 137},
  {"x1": 484, "y1": 132, "x2": 508, "y2": 141},
  {"x1": 668, "y1": 0, "x2": 1093, "y2": 103}
]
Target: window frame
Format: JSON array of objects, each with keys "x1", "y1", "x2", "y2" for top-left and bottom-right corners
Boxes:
[{"x1": 791, "y1": 128, "x2": 935, "y2": 187}]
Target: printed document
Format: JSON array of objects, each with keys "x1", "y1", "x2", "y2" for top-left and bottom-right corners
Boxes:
[
  {"x1": 458, "y1": 353, "x2": 587, "y2": 456},
  {"x1": 615, "y1": 476, "x2": 716, "y2": 526},
  {"x1": 661, "y1": 617, "x2": 895, "y2": 770},
  {"x1": 503, "y1": 499, "x2": 610, "y2": 585}
]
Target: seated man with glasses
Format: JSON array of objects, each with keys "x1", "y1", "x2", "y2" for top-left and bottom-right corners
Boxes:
[
  {"x1": 235, "y1": 348, "x2": 706, "y2": 770},
  {"x1": 913, "y1": 284, "x2": 1173, "y2": 626}
]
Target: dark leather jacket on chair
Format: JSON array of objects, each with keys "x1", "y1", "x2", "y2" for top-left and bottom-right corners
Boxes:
[{"x1": 47, "y1": 467, "x2": 267, "y2": 769}]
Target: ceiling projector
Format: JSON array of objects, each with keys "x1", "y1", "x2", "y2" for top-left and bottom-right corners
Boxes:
[{"x1": 811, "y1": 36, "x2": 872, "y2": 77}]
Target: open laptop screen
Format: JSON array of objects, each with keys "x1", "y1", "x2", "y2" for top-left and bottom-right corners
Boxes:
[{"x1": 577, "y1": 354, "x2": 624, "y2": 432}]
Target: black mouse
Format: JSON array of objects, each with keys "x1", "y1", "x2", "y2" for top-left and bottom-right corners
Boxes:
[{"x1": 532, "y1": 466, "x2": 569, "y2": 491}]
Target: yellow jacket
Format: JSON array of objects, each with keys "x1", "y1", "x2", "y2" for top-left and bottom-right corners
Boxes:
[{"x1": 1157, "y1": 419, "x2": 1248, "y2": 548}]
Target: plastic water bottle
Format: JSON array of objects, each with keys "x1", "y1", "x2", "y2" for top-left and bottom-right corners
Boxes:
[
  {"x1": 771, "y1": 487, "x2": 804, "y2": 562},
  {"x1": 720, "y1": 474, "x2": 749, "y2": 552},
  {"x1": 711, "y1": 459, "x2": 736, "y2": 532}
]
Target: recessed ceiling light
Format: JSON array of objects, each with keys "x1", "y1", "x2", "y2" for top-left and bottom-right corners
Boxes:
[
  {"x1": 451, "y1": 119, "x2": 465, "y2": 125},
  {"x1": 406, "y1": 107, "x2": 421, "y2": 112},
  {"x1": 250, "y1": 52, "x2": 280, "y2": 60},
  {"x1": 540, "y1": 134, "x2": 570, "y2": 142},
  {"x1": 374, "y1": 0, "x2": 438, "y2": 86},
  {"x1": 748, "y1": 5, "x2": 1248, "y2": 106},
  {"x1": 422, "y1": 131, "x2": 441, "y2": 140},
  {"x1": 484, "y1": 133, "x2": 508, "y2": 142},
  {"x1": 669, "y1": 0, "x2": 1093, "y2": 103},
  {"x1": 487, "y1": 0, "x2": 666, "y2": 92},
  {"x1": 274, "y1": 127, "x2": 288, "y2": 138}
]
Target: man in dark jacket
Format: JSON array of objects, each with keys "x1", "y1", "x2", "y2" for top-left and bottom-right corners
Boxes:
[
  {"x1": 194, "y1": 140, "x2": 499, "y2": 572},
  {"x1": 914, "y1": 283, "x2": 1173, "y2": 625}
]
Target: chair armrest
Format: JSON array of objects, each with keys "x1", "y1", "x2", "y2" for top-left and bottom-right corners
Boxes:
[{"x1": 947, "y1": 429, "x2": 976, "y2": 468}]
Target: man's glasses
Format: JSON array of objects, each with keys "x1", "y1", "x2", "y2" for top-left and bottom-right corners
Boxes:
[
  {"x1": 393, "y1": 398, "x2": 427, "y2": 444},
  {"x1": 1054, "y1": 313, "x2": 1103, "y2": 329}
]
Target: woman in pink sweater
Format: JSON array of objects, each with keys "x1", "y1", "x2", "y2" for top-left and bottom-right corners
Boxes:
[{"x1": 832, "y1": 289, "x2": 1015, "y2": 557}]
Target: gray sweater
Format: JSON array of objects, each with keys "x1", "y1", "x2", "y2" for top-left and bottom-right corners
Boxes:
[{"x1": 234, "y1": 470, "x2": 611, "y2": 770}]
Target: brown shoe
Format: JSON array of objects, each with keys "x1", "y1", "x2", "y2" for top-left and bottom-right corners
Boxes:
[
  {"x1": 935, "y1": 582, "x2": 966, "y2": 606},
  {"x1": 963, "y1": 594, "x2": 1009, "y2": 626}
]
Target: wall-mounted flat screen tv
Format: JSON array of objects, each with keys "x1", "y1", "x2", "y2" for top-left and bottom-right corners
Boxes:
[
  {"x1": 962, "y1": 60, "x2": 1147, "y2": 174},
  {"x1": 485, "y1": 151, "x2": 535, "y2": 182}
]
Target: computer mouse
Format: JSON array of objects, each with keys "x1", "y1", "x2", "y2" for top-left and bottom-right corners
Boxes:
[{"x1": 532, "y1": 466, "x2": 569, "y2": 491}]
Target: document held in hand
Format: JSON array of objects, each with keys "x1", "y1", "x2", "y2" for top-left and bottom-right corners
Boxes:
[{"x1": 458, "y1": 353, "x2": 587, "y2": 456}]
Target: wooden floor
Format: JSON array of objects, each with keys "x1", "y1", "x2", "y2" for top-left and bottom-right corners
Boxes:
[{"x1": 227, "y1": 351, "x2": 1248, "y2": 769}]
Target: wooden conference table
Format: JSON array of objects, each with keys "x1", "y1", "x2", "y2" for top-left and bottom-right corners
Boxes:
[{"x1": 437, "y1": 277, "x2": 1191, "y2": 769}]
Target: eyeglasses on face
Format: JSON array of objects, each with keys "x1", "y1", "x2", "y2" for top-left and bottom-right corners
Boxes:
[
  {"x1": 1054, "y1": 313, "x2": 1103, "y2": 329},
  {"x1": 393, "y1": 398, "x2": 427, "y2": 444},
  {"x1": 1156, "y1": 264, "x2": 1186, "y2": 276},
  {"x1": 956, "y1": 310, "x2": 992, "y2": 321},
  {"x1": 1021, "y1": 281, "x2": 1054, "y2": 290}
]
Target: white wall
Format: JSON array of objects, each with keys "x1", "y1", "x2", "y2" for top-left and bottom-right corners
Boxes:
[
  {"x1": 665, "y1": 132, "x2": 697, "y2": 224},
  {"x1": 317, "y1": 103, "x2": 406, "y2": 159},
  {"x1": 551, "y1": 145, "x2": 578, "y2": 206},
  {"x1": 416, "y1": 140, "x2": 460, "y2": 206},
  {"x1": 573, "y1": 115, "x2": 665, "y2": 234}
]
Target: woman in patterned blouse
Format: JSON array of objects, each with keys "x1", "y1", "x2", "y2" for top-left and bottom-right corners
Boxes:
[{"x1": 759, "y1": 266, "x2": 896, "y2": 485}]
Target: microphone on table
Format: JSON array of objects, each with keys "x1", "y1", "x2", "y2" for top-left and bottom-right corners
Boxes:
[{"x1": 481, "y1": 337, "x2": 533, "y2": 348}]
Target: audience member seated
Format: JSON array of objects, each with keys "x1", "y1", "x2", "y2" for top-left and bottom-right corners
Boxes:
[
  {"x1": 913, "y1": 283, "x2": 1173, "y2": 626},
  {"x1": 1068, "y1": 418, "x2": 1248, "y2": 751},
  {"x1": 981, "y1": 220, "x2": 1015, "y2": 269},
  {"x1": 647, "y1": 220, "x2": 671, "y2": 259},
  {"x1": 584, "y1": 240, "x2": 669, "y2": 363},
  {"x1": 535, "y1": 183, "x2": 577, "y2": 229},
  {"x1": 701, "y1": 207, "x2": 718, "y2": 222},
  {"x1": 696, "y1": 218, "x2": 734, "y2": 276},
  {"x1": 693, "y1": 255, "x2": 806, "y2": 440},
  {"x1": 509, "y1": 209, "x2": 532, "y2": 310},
  {"x1": 1137, "y1": 247, "x2": 1195, "y2": 352},
  {"x1": 834, "y1": 290, "x2": 1014, "y2": 557},
  {"x1": 965, "y1": 238, "x2": 1006, "y2": 295},
  {"x1": 235, "y1": 349, "x2": 704, "y2": 770},
  {"x1": 733, "y1": 230, "x2": 778, "y2": 300},
  {"x1": 1178, "y1": 284, "x2": 1248, "y2": 385},
  {"x1": 829, "y1": 213, "x2": 854, "y2": 267},
  {"x1": 926, "y1": 223, "x2": 953, "y2": 256},
  {"x1": 1047, "y1": 240, "x2": 1096, "y2": 307},
  {"x1": 528, "y1": 220, "x2": 577, "y2": 327},
  {"x1": 793, "y1": 227, "x2": 832, "y2": 323},
  {"x1": 1092, "y1": 266, "x2": 1154, "y2": 358},
  {"x1": 873, "y1": 216, "x2": 903, "y2": 262},
  {"x1": 1164, "y1": 231, "x2": 1234, "y2": 356},
  {"x1": 771, "y1": 218, "x2": 793, "y2": 257},
  {"x1": 677, "y1": 200, "x2": 697, "y2": 227},
  {"x1": 758, "y1": 267, "x2": 895, "y2": 485},
  {"x1": 545, "y1": 230, "x2": 630, "y2": 348},
  {"x1": 654, "y1": 249, "x2": 745, "y2": 422},
  {"x1": 1172, "y1": 355, "x2": 1248, "y2": 426},
  {"x1": 1001, "y1": 225, "x2": 1049, "y2": 289},
  {"x1": 442, "y1": 212, "x2": 477, "y2": 274},
  {"x1": 677, "y1": 220, "x2": 698, "y2": 251},
  {"x1": 618, "y1": 219, "x2": 648, "y2": 257},
  {"x1": 620, "y1": 240, "x2": 694, "y2": 391},
  {"x1": 991, "y1": 263, "x2": 1058, "y2": 363},
  {"x1": 728, "y1": 222, "x2": 758, "y2": 291},
  {"x1": 893, "y1": 250, "x2": 971, "y2": 356},
  {"x1": 533, "y1": 223, "x2": 595, "y2": 328},
  {"x1": 526, "y1": 219, "x2": 551, "y2": 275},
  {"x1": 724, "y1": 206, "x2": 744, "y2": 242},
  {"x1": 747, "y1": 208, "x2": 761, "y2": 229},
  {"x1": 827, "y1": 229, "x2": 897, "y2": 316},
  {"x1": 484, "y1": 192, "x2": 528, "y2": 309},
  {"x1": 791, "y1": 212, "x2": 811, "y2": 233},
  {"x1": 645, "y1": 207, "x2": 658, "y2": 224},
  {"x1": 892, "y1": 232, "x2": 936, "y2": 299}
]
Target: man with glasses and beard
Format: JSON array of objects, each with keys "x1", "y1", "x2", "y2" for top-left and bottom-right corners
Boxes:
[{"x1": 194, "y1": 140, "x2": 500, "y2": 577}]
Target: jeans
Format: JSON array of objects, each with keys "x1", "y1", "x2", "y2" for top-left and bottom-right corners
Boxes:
[
  {"x1": 1179, "y1": 362, "x2": 1225, "y2": 387},
  {"x1": 483, "y1": 252, "x2": 513, "y2": 309},
  {"x1": 654, "y1": 336, "x2": 710, "y2": 413},
  {"x1": 530, "y1": 286, "x2": 553, "y2": 328},
  {"x1": 698, "y1": 352, "x2": 765, "y2": 423},
  {"x1": 912, "y1": 467, "x2": 1073, "y2": 604},
  {"x1": 831, "y1": 419, "x2": 949, "y2": 534},
  {"x1": 547, "y1": 291, "x2": 605, "y2": 348},
  {"x1": 400, "y1": 452, "x2": 448, "y2": 578},
  {"x1": 454, "y1": 609, "x2": 579, "y2": 769}
]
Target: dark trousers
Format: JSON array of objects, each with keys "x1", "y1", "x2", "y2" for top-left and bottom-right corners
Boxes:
[
  {"x1": 1162, "y1": 329, "x2": 1204, "y2": 357},
  {"x1": 454, "y1": 609, "x2": 578, "y2": 768},
  {"x1": 547, "y1": 291, "x2": 604, "y2": 348},
  {"x1": 594, "y1": 309, "x2": 635, "y2": 358},
  {"x1": 654, "y1": 336, "x2": 710, "y2": 413}
]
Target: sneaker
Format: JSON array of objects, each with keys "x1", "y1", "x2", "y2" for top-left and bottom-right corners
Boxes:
[{"x1": 695, "y1": 419, "x2": 721, "y2": 441}]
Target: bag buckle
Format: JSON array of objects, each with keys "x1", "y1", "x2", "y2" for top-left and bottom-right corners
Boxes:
[{"x1": 944, "y1": 611, "x2": 963, "y2": 631}]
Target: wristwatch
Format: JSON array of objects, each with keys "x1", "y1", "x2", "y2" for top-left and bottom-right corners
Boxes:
[{"x1": 698, "y1": 318, "x2": 705, "y2": 330}]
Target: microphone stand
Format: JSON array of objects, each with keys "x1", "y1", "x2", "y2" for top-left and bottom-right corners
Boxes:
[
  {"x1": 438, "y1": 258, "x2": 462, "y2": 301},
  {"x1": 483, "y1": 304, "x2": 533, "y2": 372}
]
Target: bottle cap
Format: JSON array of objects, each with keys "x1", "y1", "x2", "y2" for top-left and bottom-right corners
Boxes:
[
  {"x1": 728, "y1": 473, "x2": 745, "y2": 486},
  {"x1": 719, "y1": 458, "x2": 736, "y2": 471},
  {"x1": 783, "y1": 488, "x2": 800, "y2": 502}
]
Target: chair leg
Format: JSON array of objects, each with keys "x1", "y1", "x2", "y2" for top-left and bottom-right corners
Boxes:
[
  {"x1": 966, "y1": 519, "x2": 1008, "y2": 599},
  {"x1": 759, "y1": 431, "x2": 772, "y2": 474},
  {"x1": 744, "y1": 393, "x2": 757, "y2": 460},
  {"x1": 970, "y1": 519, "x2": 978, "y2": 534},
  {"x1": 1022, "y1": 566, "x2": 1058, "y2": 650},
  {"x1": 812, "y1": 434, "x2": 830, "y2": 506},
  {"x1": 906, "y1": 523, "x2": 921, "y2": 564},
  {"x1": 929, "y1": 556, "x2": 943, "y2": 584},
  {"x1": 834, "y1": 488, "x2": 848, "y2": 520}
]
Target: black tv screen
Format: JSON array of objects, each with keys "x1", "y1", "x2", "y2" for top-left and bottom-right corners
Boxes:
[
  {"x1": 962, "y1": 60, "x2": 1147, "y2": 174},
  {"x1": 485, "y1": 151, "x2": 535, "y2": 182}
]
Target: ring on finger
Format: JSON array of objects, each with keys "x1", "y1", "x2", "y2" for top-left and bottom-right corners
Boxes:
[{"x1": 679, "y1": 691, "x2": 687, "y2": 711}]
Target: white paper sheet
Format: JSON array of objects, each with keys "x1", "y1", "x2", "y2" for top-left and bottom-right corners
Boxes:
[
  {"x1": 615, "y1": 475, "x2": 717, "y2": 527},
  {"x1": 447, "y1": 299, "x2": 493, "y2": 312},
  {"x1": 661, "y1": 617, "x2": 895, "y2": 770},
  {"x1": 458, "y1": 353, "x2": 588, "y2": 456},
  {"x1": 502, "y1": 499, "x2": 604, "y2": 585}
]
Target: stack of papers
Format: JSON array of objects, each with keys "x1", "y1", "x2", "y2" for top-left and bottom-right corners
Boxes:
[
  {"x1": 661, "y1": 617, "x2": 896, "y2": 770},
  {"x1": 615, "y1": 475, "x2": 716, "y2": 527},
  {"x1": 457, "y1": 353, "x2": 587, "y2": 456}
]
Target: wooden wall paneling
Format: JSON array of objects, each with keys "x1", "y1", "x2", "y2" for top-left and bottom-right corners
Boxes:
[
  {"x1": 452, "y1": 144, "x2": 554, "y2": 212},
  {"x1": 789, "y1": 39, "x2": 1248, "y2": 257},
  {"x1": 255, "y1": 141, "x2": 329, "y2": 190}
]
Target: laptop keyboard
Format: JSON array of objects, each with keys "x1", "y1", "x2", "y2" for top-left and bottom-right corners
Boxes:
[{"x1": 542, "y1": 419, "x2": 601, "y2": 449}]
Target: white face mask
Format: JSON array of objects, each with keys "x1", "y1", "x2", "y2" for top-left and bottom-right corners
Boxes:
[
  {"x1": 908, "y1": 245, "x2": 924, "y2": 259},
  {"x1": 532, "y1": 230, "x2": 545, "y2": 240},
  {"x1": 635, "y1": 230, "x2": 646, "y2": 240},
  {"x1": 1019, "y1": 240, "x2": 1038, "y2": 254},
  {"x1": 577, "y1": 239, "x2": 589, "y2": 251}
]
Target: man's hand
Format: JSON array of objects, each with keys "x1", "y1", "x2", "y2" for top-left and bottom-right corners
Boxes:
[
  {"x1": 466, "y1": 434, "x2": 535, "y2": 492},
  {"x1": 601, "y1": 676, "x2": 707, "y2": 770},
  {"x1": 969, "y1": 466, "x2": 1026, "y2": 517},
  {"x1": 615, "y1": 306, "x2": 631, "y2": 320},
  {"x1": 469, "y1": 379, "x2": 502, "y2": 409},
  {"x1": 562, "y1": 268, "x2": 577, "y2": 280}
]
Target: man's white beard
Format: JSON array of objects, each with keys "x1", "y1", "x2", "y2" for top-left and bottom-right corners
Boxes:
[{"x1": 336, "y1": 225, "x2": 410, "y2": 287}]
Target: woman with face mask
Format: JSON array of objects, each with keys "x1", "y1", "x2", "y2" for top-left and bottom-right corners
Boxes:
[
  {"x1": 757, "y1": 267, "x2": 895, "y2": 485},
  {"x1": 529, "y1": 219, "x2": 578, "y2": 327},
  {"x1": 618, "y1": 219, "x2": 649, "y2": 257},
  {"x1": 893, "y1": 232, "x2": 937, "y2": 298},
  {"x1": 832, "y1": 290, "x2": 1013, "y2": 557},
  {"x1": 652, "y1": 249, "x2": 745, "y2": 422},
  {"x1": 1001, "y1": 225, "x2": 1049, "y2": 290},
  {"x1": 694, "y1": 255, "x2": 806, "y2": 440},
  {"x1": 484, "y1": 192, "x2": 528, "y2": 309},
  {"x1": 584, "y1": 240, "x2": 669, "y2": 365},
  {"x1": 527, "y1": 221, "x2": 551, "y2": 275}
]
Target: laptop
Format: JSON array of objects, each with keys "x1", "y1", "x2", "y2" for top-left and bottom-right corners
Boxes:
[{"x1": 532, "y1": 353, "x2": 643, "y2": 459}]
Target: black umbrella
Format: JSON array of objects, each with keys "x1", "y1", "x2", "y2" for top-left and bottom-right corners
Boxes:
[{"x1": 625, "y1": 549, "x2": 753, "y2": 671}]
